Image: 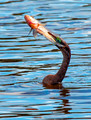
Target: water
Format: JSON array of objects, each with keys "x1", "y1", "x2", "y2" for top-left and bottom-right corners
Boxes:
[{"x1": 0, "y1": 0, "x2": 91, "y2": 119}]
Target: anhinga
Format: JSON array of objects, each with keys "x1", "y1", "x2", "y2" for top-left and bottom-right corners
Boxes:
[{"x1": 24, "y1": 15, "x2": 71, "y2": 86}]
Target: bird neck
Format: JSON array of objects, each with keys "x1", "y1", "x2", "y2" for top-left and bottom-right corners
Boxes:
[{"x1": 56, "y1": 46, "x2": 71, "y2": 82}]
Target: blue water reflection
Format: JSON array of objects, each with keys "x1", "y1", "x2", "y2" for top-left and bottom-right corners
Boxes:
[{"x1": 0, "y1": 0, "x2": 91, "y2": 119}]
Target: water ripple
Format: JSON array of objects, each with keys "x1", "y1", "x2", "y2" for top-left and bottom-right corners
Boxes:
[{"x1": 0, "y1": 0, "x2": 91, "y2": 119}]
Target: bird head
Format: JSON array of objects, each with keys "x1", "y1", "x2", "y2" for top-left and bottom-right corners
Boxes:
[{"x1": 48, "y1": 32, "x2": 71, "y2": 57}]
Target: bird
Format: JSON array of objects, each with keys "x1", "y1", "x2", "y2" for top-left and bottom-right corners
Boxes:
[
  {"x1": 42, "y1": 32, "x2": 71, "y2": 86},
  {"x1": 24, "y1": 15, "x2": 71, "y2": 86}
]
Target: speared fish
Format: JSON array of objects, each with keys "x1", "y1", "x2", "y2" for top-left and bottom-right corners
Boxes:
[
  {"x1": 25, "y1": 15, "x2": 45, "y2": 38},
  {"x1": 24, "y1": 15, "x2": 63, "y2": 46}
]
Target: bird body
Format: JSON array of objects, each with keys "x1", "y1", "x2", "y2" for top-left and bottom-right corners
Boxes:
[
  {"x1": 24, "y1": 15, "x2": 71, "y2": 86},
  {"x1": 43, "y1": 37, "x2": 71, "y2": 85}
]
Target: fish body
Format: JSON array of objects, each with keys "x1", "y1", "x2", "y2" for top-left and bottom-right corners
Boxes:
[
  {"x1": 24, "y1": 15, "x2": 40, "y2": 29},
  {"x1": 24, "y1": 15, "x2": 63, "y2": 46}
]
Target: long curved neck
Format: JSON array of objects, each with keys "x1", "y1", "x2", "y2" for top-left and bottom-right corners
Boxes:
[{"x1": 56, "y1": 46, "x2": 71, "y2": 82}]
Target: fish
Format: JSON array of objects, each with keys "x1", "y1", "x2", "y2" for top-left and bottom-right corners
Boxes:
[
  {"x1": 24, "y1": 15, "x2": 45, "y2": 38},
  {"x1": 24, "y1": 15, "x2": 62, "y2": 46}
]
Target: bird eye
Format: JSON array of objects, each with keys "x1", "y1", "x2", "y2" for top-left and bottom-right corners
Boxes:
[{"x1": 56, "y1": 37, "x2": 62, "y2": 43}]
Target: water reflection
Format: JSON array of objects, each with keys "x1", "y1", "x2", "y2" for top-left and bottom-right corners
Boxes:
[
  {"x1": 0, "y1": 83, "x2": 71, "y2": 119},
  {"x1": 0, "y1": 0, "x2": 91, "y2": 119},
  {"x1": 44, "y1": 84, "x2": 71, "y2": 115}
]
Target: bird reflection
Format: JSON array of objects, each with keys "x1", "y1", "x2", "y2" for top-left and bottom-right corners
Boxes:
[{"x1": 43, "y1": 83, "x2": 72, "y2": 115}]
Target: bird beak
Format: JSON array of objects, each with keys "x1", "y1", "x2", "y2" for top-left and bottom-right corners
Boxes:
[{"x1": 47, "y1": 31, "x2": 65, "y2": 48}]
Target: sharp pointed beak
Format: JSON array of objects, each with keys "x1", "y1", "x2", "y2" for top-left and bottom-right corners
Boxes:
[{"x1": 47, "y1": 31, "x2": 65, "y2": 48}]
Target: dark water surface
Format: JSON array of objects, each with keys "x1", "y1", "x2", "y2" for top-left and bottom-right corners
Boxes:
[{"x1": 0, "y1": 0, "x2": 91, "y2": 119}]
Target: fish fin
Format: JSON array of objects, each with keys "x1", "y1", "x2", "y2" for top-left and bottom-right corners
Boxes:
[
  {"x1": 28, "y1": 28, "x2": 32, "y2": 36},
  {"x1": 33, "y1": 29, "x2": 37, "y2": 38},
  {"x1": 42, "y1": 23, "x2": 46, "y2": 26}
]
